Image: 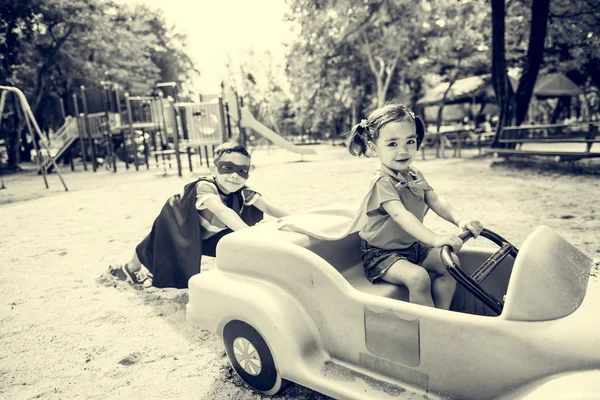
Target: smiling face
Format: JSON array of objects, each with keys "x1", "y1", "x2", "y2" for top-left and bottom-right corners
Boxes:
[
  {"x1": 213, "y1": 152, "x2": 251, "y2": 194},
  {"x1": 374, "y1": 120, "x2": 418, "y2": 171}
]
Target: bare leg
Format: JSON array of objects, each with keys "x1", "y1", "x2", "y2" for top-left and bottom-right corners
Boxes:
[
  {"x1": 380, "y1": 259, "x2": 435, "y2": 307},
  {"x1": 421, "y1": 250, "x2": 457, "y2": 310},
  {"x1": 126, "y1": 251, "x2": 142, "y2": 272}
]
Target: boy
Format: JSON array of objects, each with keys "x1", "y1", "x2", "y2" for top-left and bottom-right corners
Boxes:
[{"x1": 110, "y1": 141, "x2": 289, "y2": 288}]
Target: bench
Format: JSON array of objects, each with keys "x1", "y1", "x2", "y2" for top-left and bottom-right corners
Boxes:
[{"x1": 487, "y1": 122, "x2": 600, "y2": 162}]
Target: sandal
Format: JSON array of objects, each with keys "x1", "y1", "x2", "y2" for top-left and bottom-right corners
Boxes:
[{"x1": 109, "y1": 264, "x2": 153, "y2": 286}]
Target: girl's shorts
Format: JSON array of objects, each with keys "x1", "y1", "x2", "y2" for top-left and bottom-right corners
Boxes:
[{"x1": 360, "y1": 240, "x2": 432, "y2": 283}]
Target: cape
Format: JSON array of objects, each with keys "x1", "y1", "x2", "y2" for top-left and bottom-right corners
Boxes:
[{"x1": 135, "y1": 176, "x2": 263, "y2": 288}]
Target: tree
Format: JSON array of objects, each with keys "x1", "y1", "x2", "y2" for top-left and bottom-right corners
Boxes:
[
  {"x1": 0, "y1": 0, "x2": 198, "y2": 170},
  {"x1": 490, "y1": 0, "x2": 551, "y2": 146},
  {"x1": 421, "y1": 0, "x2": 490, "y2": 131}
]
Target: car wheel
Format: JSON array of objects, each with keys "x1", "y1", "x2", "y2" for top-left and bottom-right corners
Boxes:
[{"x1": 222, "y1": 320, "x2": 286, "y2": 395}]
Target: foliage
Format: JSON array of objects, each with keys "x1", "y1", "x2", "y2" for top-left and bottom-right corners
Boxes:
[
  {"x1": 0, "y1": 0, "x2": 198, "y2": 168},
  {"x1": 283, "y1": 0, "x2": 498, "y2": 137}
]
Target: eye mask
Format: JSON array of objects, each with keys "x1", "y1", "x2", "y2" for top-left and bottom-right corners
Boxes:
[{"x1": 215, "y1": 161, "x2": 250, "y2": 179}]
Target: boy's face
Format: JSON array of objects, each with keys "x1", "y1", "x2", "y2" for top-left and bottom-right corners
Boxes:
[{"x1": 213, "y1": 152, "x2": 251, "y2": 194}]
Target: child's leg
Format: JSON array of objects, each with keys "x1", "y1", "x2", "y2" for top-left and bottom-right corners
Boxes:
[
  {"x1": 380, "y1": 260, "x2": 435, "y2": 307},
  {"x1": 201, "y1": 229, "x2": 233, "y2": 258},
  {"x1": 109, "y1": 251, "x2": 152, "y2": 287},
  {"x1": 126, "y1": 251, "x2": 143, "y2": 272},
  {"x1": 421, "y1": 251, "x2": 457, "y2": 310}
]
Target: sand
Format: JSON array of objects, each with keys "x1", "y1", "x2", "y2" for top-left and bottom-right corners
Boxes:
[{"x1": 1, "y1": 146, "x2": 598, "y2": 399}]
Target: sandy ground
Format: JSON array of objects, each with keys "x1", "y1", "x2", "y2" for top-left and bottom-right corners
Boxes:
[{"x1": 1, "y1": 146, "x2": 599, "y2": 400}]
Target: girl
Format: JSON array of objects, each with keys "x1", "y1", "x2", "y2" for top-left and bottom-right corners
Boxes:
[
  {"x1": 347, "y1": 103, "x2": 483, "y2": 309},
  {"x1": 110, "y1": 141, "x2": 289, "y2": 289}
]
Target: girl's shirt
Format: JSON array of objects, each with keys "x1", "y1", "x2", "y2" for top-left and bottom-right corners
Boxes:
[
  {"x1": 359, "y1": 165, "x2": 433, "y2": 249},
  {"x1": 194, "y1": 177, "x2": 259, "y2": 239}
]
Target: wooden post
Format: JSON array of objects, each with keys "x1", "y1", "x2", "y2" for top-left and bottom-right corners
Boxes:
[
  {"x1": 59, "y1": 97, "x2": 67, "y2": 122},
  {"x1": 100, "y1": 87, "x2": 116, "y2": 172},
  {"x1": 236, "y1": 92, "x2": 246, "y2": 146},
  {"x1": 80, "y1": 86, "x2": 97, "y2": 172},
  {"x1": 170, "y1": 99, "x2": 183, "y2": 177},
  {"x1": 224, "y1": 103, "x2": 233, "y2": 140},
  {"x1": 217, "y1": 97, "x2": 228, "y2": 143},
  {"x1": 585, "y1": 123, "x2": 597, "y2": 154},
  {"x1": 125, "y1": 93, "x2": 139, "y2": 171},
  {"x1": 72, "y1": 93, "x2": 88, "y2": 171}
]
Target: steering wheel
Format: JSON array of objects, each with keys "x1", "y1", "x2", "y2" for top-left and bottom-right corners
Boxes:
[{"x1": 440, "y1": 228, "x2": 519, "y2": 315}]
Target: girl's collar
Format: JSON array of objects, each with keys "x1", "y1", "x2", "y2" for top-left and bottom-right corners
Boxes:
[{"x1": 378, "y1": 164, "x2": 417, "y2": 182}]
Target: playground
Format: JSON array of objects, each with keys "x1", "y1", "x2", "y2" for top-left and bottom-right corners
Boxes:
[{"x1": 1, "y1": 145, "x2": 598, "y2": 400}]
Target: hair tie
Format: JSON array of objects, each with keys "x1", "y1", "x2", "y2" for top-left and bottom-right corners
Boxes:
[{"x1": 359, "y1": 119, "x2": 368, "y2": 128}]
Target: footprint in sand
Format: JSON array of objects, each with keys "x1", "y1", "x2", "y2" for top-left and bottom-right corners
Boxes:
[{"x1": 118, "y1": 352, "x2": 142, "y2": 366}]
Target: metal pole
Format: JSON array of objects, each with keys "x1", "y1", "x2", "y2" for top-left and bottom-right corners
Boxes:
[
  {"x1": 80, "y1": 86, "x2": 97, "y2": 172},
  {"x1": 72, "y1": 93, "x2": 88, "y2": 171},
  {"x1": 125, "y1": 93, "x2": 139, "y2": 171},
  {"x1": 0, "y1": 85, "x2": 68, "y2": 191},
  {"x1": 18, "y1": 93, "x2": 68, "y2": 191},
  {"x1": 24, "y1": 110, "x2": 49, "y2": 188}
]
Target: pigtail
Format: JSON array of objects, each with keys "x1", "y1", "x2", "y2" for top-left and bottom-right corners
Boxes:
[
  {"x1": 346, "y1": 119, "x2": 372, "y2": 157},
  {"x1": 414, "y1": 115, "x2": 425, "y2": 149}
]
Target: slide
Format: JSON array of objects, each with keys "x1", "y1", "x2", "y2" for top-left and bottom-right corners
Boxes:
[{"x1": 239, "y1": 107, "x2": 317, "y2": 155}]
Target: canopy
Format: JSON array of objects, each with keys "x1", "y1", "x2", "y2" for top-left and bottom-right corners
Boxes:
[
  {"x1": 419, "y1": 72, "x2": 582, "y2": 106},
  {"x1": 422, "y1": 103, "x2": 498, "y2": 123},
  {"x1": 533, "y1": 73, "x2": 582, "y2": 98},
  {"x1": 417, "y1": 75, "x2": 495, "y2": 106}
]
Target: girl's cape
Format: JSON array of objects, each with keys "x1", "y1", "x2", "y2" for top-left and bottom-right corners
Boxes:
[
  {"x1": 135, "y1": 177, "x2": 263, "y2": 289},
  {"x1": 277, "y1": 165, "x2": 429, "y2": 240}
]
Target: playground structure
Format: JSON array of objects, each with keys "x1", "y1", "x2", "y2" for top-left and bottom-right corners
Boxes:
[
  {"x1": 20, "y1": 84, "x2": 314, "y2": 179},
  {"x1": 0, "y1": 85, "x2": 69, "y2": 191}
]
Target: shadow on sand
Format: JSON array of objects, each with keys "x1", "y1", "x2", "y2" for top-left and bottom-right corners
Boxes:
[{"x1": 96, "y1": 272, "x2": 331, "y2": 400}]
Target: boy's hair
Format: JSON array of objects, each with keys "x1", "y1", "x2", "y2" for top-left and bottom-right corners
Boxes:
[
  {"x1": 346, "y1": 102, "x2": 426, "y2": 157},
  {"x1": 213, "y1": 141, "x2": 251, "y2": 164}
]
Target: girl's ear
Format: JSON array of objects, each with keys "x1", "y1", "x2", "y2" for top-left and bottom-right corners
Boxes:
[{"x1": 209, "y1": 165, "x2": 216, "y2": 175}]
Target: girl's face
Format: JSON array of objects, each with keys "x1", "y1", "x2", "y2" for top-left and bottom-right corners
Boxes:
[
  {"x1": 374, "y1": 120, "x2": 418, "y2": 171},
  {"x1": 213, "y1": 152, "x2": 251, "y2": 194}
]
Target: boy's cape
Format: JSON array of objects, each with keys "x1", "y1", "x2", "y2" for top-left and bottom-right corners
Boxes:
[
  {"x1": 277, "y1": 165, "x2": 429, "y2": 240},
  {"x1": 135, "y1": 177, "x2": 263, "y2": 289}
]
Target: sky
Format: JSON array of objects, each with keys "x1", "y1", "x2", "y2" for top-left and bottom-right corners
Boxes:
[{"x1": 120, "y1": 0, "x2": 295, "y2": 95}]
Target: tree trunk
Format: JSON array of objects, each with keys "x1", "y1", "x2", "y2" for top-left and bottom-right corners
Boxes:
[
  {"x1": 435, "y1": 66, "x2": 461, "y2": 133},
  {"x1": 514, "y1": 0, "x2": 551, "y2": 125},
  {"x1": 490, "y1": 0, "x2": 515, "y2": 148}
]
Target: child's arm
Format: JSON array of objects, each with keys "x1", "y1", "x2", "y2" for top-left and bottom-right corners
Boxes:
[
  {"x1": 252, "y1": 196, "x2": 290, "y2": 218},
  {"x1": 382, "y1": 200, "x2": 463, "y2": 251},
  {"x1": 424, "y1": 190, "x2": 483, "y2": 237},
  {"x1": 203, "y1": 198, "x2": 250, "y2": 231}
]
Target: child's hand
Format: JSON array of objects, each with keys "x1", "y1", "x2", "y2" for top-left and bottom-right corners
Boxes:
[
  {"x1": 458, "y1": 219, "x2": 483, "y2": 238},
  {"x1": 434, "y1": 234, "x2": 463, "y2": 252}
]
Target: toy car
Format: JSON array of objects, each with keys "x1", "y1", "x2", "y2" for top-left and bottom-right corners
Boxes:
[{"x1": 186, "y1": 206, "x2": 600, "y2": 399}]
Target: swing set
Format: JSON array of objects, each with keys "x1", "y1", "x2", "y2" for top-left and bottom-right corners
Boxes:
[{"x1": 0, "y1": 85, "x2": 69, "y2": 191}]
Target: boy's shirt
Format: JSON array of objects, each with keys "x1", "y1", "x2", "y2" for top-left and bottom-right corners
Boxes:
[{"x1": 195, "y1": 178, "x2": 259, "y2": 239}]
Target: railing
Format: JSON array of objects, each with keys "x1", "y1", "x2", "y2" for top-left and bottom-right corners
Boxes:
[
  {"x1": 490, "y1": 122, "x2": 600, "y2": 161},
  {"x1": 421, "y1": 128, "x2": 495, "y2": 160}
]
